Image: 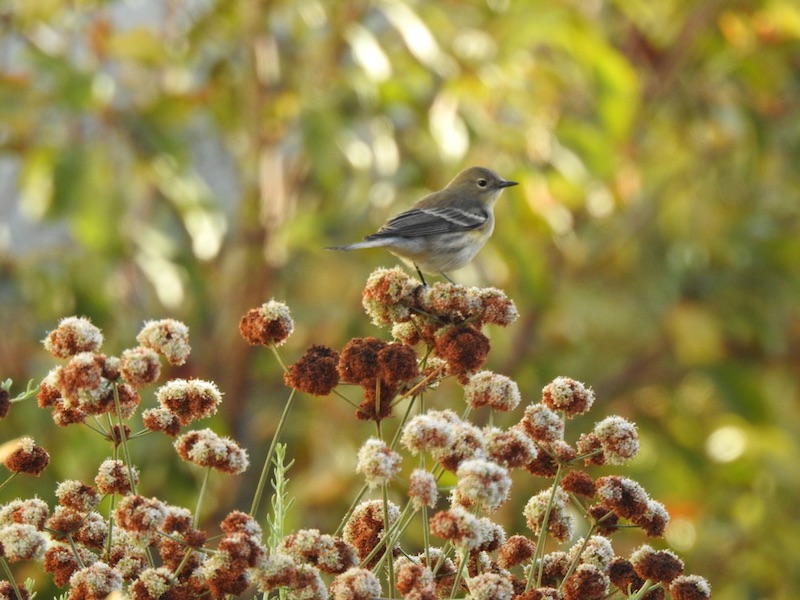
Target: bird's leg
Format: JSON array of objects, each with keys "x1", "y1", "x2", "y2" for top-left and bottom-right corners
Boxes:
[
  {"x1": 414, "y1": 264, "x2": 429, "y2": 287},
  {"x1": 442, "y1": 273, "x2": 455, "y2": 284}
]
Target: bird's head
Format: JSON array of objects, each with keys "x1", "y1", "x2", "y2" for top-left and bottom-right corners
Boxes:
[{"x1": 446, "y1": 167, "x2": 518, "y2": 204}]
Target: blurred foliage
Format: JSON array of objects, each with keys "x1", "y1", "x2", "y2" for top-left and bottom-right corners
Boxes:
[{"x1": 1, "y1": 0, "x2": 799, "y2": 598}]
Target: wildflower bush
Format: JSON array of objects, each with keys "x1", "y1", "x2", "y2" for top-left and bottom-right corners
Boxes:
[{"x1": 0, "y1": 268, "x2": 710, "y2": 599}]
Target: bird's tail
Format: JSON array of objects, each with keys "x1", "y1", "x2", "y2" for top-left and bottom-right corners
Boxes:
[{"x1": 325, "y1": 238, "x2": 392, "y2": 251}]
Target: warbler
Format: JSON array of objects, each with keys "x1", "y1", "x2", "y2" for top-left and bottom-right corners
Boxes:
[{"x1": 327, "y1": 166, "x2": 517, "y2": 285}]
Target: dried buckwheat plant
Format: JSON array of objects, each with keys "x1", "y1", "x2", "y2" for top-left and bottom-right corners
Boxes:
[{"x1": 0, "y1": 269, "x2": 710, "y2": 600}]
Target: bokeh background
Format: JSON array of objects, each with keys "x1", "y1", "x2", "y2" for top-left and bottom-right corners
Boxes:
[{"x1": 1, "y1": 0, "x2": 799, "y2": 598}]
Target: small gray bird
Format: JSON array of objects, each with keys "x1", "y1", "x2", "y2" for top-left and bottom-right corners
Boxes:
[{"x1": 327, "y1": 166, "x2": 517, "y2": 285}]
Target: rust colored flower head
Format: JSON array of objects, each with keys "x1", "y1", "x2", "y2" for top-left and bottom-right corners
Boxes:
[
  {"x1": 129, "y1": 566, "x2": 175, "y2": 599},
  {"x1": 587, "y1": 504, "x2": 620, "y2": 536},
  {"x1": 562, "y1": 563, "x2": 609, "y2": 600},
  {"x1": 356, "y1": 438, "x2": 402, "y2": 489},
  {"x1": 429, "y1": 506, "x2": 483, "y2": 551},
  {"x1": 156, "y1": 379, "x2": 222, "y2": 426},
  {"x1": 542, "y1": 377, "x2": 595, "y2": 418},
  {"x1": 484, "y1": 426, "x2": 538, "y2": 469},
  {"x1": 239, "y1": 300, "x2": 293, "y2": 347},
  {"x1": 253, "y1": 552, "x2": 300, "y2": 593},
  {"x1": 0, "y1": 388, "x2": 10, "y2": 419},
  {"x1": 377, "y1": 342, "x2": 420, "y2": 388},
  {"x1": 633, "y1": 499, "x2": 670, "y2": 537},
  {"x1": 630, "y1": 544, "x2": 685, "y2": 585},
  {"x1": 37, "y1": 370, "x2": 61, "y2": 408},
  {"x1": 43, "y1": 316, "x2": 104, "y2": 359},
  {"x1": 3, "y1": 437, "x2": 49, "y2": 476},
  {"x1": 401, "y1": 410, "x2": 456, "y2": 456},
  {"x1": 141, "y1": 407, "x2": 181, "y2": 437},
  {"x1": 464, "y1": 371, "x2": 521, "y2": 412},
  {"x1": 338, "y1": 337, "x2": 386, "y2": 386},
  {"x1": 524, "y1": 487, "x2": 574, "y2": 543},
  {"x1": 394, "y1": 556, "x2": 436, "y2": 599},
  {"x1": 44, "y1": 543, "x2": 98, "y2": 588},
  {"x1": 95, "y1": 458, "x2": 139, "y2": 495},
  {"x1": 433, "y1": 324, "x2": 490, "y2": 383},
  {"x1": 46, "y1": 506, "x2": 85, "y2": 541},
  {"x1": 343, "y1": 499, "x2": 400, "y2": 568},
  {"x1": 0, "y1": 582, "x2": 29, "y2": 600},
  {"x1": 476, "y1": 287, "x2": 519, "y2": 326},
  {"x1": 418, "y1": 283, "x2": 481, "y2": 322},
  {"x1": 279, "y1": 529, "x2": 358, "y2": 575},
  {"x1": 55, "y1": 352, "x2": 108, "y2": 410},
  {"x1": 475, "y1": 517, "x2": 506, "y2": 553},
  {"x1": 568, "y1": 535, "x2": 614, "y2": 573},
  {"x1": 454, "y1": 459, "x2": 511, "y2": 513},
  {"x1": 136, "y1": 319, "x2": 191, "y2": 365},
  {"x1": 520, "y1": 403, "x2": 564, "y2": 443},
  {"x1": 0, "y1": 498, "x2": 49, "y2": 530},
  {"x1": 56, "y1": 480, "x2": 100, "y2": 512},
  {"x1": 68, "y1": 562, "x2": 123, "y2": 599},
  {"x1": 498, "y1": 535, "x2": 536, "y2": 569},
  {"x1": 362, "y1": 267, "x2": 420, "y2": 326},
  {"x1": 107, "y1": 529, "x2": 149, "y2": 582},
  {"x1": 592, "y1": 416, "x2": 639, "y2": 465},
  {"x1": 115, "y1": 495, "x2": 167, "y2": 544},
  {"x1": 560, "y1": 470, "x2": 596, "y2": 497},
  {"x1": 524, "y1": 448, "x2": 559, "y2": 478},
  {"x1": 670, "y1": 574, "x2": 712, "y2": 600},
  {"x1": 73, "y1": 511, "x2": 107, "y2": 550},
  {"x1": 330, "y1": 567, "x2": 382, "y2": 600},
  {"x1": 355, "y1": 381, "x2": 397, "y2": 422},
  {"x1": 466, "y1": 572, "x2": 514, "y2": 600},
  {"x1": 174, "y1": 429, "x2": 249, "y2": 474},
  {"x1": 218, "y1": 530, "x2": 266, "y2": 570},
  {"x1": 221, "y1": 510, "x2": 262, "y2": 537},
  {"x1": 595, "y1": 476, "x2": 650, "y2": 521},
  {"x1": 609, "y1": 557, "x2": 645, "y2": 595},
  {"x1": 284, "y1": 344, "x2": 340, "y2": 396},
  {"x1": 408, "y1": 469, "x2": 438, "y2": 510},
  {"x1": 52, "y1": 399, "x2": 88, "y2": 426},
  {"x1": 391, "y1": 321, "x2": 423, "y2": 345},
  {"x1": 120, "y1": 346, "x2": 161, "y2": 388},
  {"x1": 0, "y1": 523, "x2": 46, "y2": 562},
  {"x1": 430, "y1": 419, "x2": 486, "y2": 472}
]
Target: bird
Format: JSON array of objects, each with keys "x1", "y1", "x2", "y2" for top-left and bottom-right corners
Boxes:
[{"x1": 327, "y1": 166, "x2": 517, "y2": 285}]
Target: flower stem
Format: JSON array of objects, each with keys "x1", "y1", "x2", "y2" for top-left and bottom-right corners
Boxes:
[
  {"x1": 250, "y1": 387, "x2": 297, "y2": 518},
  {"x1": 194, "y1": 466, "x2": 212, "y2": 528},
  {"x1": 111, "y1": 382, "x2": 138, "y2": 495},
  {"x1": 526, "y1": 464, "x2": 566, "y2": 592},
  {"x1": 0, "y1": 557, "x2": 22, "y2": 600}
]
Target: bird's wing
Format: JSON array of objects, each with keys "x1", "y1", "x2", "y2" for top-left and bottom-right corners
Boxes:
[{"x1": 366, "y1": 205, "x2": 488, "y2": 239}]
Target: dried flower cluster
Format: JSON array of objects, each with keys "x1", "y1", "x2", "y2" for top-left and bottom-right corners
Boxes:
[{"x1": 0, "y1": 271, "x2": 710, "y2": 600}]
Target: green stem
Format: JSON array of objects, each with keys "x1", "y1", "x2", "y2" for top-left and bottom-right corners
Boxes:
[
  {"x1": 66, "y1": 533, "x2": 86, "y2": 568},
  {"x1": 558, "y1": 524, "x2": 597, "y2": 590},
  {"x1": 111, "y1": 383, "x2": 138, "y2": 495},
  {"x1": 382, "y1": 485, "x2": 396, "y2": 597},
  {"x1": 0, "y1": 557, "x2": 22, "y2": 600},
  {"x1": 334, "y1": 483, "x2": 368, "y2": 538},
  {"x1": 421, "y1": 504, "x2": 431, "y2": 571},
  {"x1": 362, "y1": 499, "x2": 415, "y2": 572},
  {"x1": 526, "y1": 465, "x2": 566, "y2": 592},
  {"x1": 449, "y1": 547, "x2": 470, "y2": 598},
  {"x1": 250, "y1": 387, "x2": 297, "y2": 518},
  {"x1": 268, "y1": 341, "x2": 289, "y2": 373},
  {"x1": 194, "y1": 466, "x2": 212, "y2": 528},
  {"x1": 629, "y1": 580, "x2": 662, "y2": 599},
  {"x1": 0, "y1": 473, "x2": 18, "y2": 494}
]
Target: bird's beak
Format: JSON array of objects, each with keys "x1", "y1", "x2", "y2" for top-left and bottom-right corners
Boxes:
[{"x1": 499, "y1": 179, "x2": 518, "y2": 188}]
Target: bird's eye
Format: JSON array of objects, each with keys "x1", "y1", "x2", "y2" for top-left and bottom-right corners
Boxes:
[{"x1": 477, "y1": 179, "x2": 488, "y2": 188}]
